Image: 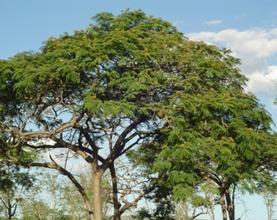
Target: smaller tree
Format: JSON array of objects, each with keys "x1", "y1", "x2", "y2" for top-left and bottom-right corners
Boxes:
[
  {"x1": 0, "y1": 165, "x2": 34, "y2": 219},
  {"x1": 264, "y1": 191, "x2": 276, "y2": 220},
  {"x1": 21, "y1": 200, "x2": 53, "y2": 220},
  {"x1": 130, "y1": 87, "x2": 277, "y2": 220},
  {"x1": 253, "y1": 181, "x2": 277, "y2": 220}
]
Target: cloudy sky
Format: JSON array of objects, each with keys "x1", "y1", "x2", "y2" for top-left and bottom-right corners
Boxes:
[{"x1": 0, "y1": 1, "x2": 276, "y2": 219}]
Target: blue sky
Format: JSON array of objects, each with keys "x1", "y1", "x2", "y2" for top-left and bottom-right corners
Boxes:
[
  {"x1": 1, "y1": 1, "x2": 277, "y2": 219},
  {"x1": 1, "y1": 0, "x2": 277, "y2": 58}
]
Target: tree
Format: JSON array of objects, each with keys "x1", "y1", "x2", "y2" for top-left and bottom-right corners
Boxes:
[
  {"x1": 19, "y1": 167, "x2": 112, "y2": 220},
  {"x1": 0, "y1": 10, "x2": 169, "y2": 220},
  {"x1": 137, "y1": 84, "x2": 277, "y2": 220},
  {"x1": 253, "y1": 181, "x2": 277, "y2": 220},
  {"x1": 264, "y1": 192, "x2": 276, "y2": 220},
  {"x1": 127, "y1": 44, "x2": 277, "y2": 220},
  {"x1": 0, "y1": 164, "x2": 34, "y2": 219},
  {"x1": 0, "y1": 134, "x2": 35, "y2": 220},
  {"x1": 263, "y1": 190, "x2": 276, "y2": 220},
  {"x1": 0, "y1": 10, "x2": 191, "y2": 219},
  {"x1": 2, "y1": 10, "x2": 276, "y2": 220}
]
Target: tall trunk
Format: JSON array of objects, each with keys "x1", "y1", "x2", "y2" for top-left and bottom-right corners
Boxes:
[
  {"x1": 110, "y1": 164, "x2": 121, "y2": 220},
  {"x1": 92, "y1": 163, "x2": 103, "y2": 220},
  {"x1": 220, "y1": 192, "x2": 228, "y2": 220},
  {"x1": 8, "y1": 200, "x2": 12, "y2": 220},
  {"x1": 7, "y1": 199, "x2": 16, "y2": 220},
  {"x1": 225, "y1": 185, "x2": 235, "y2": 220},
  {"x1": 225, "y1": 192, "x2": 234, "y2": 220}
]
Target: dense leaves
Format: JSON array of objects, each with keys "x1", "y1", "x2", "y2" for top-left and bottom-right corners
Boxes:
[
  {"x1": 0, "y1": 10, "x2": 276, "y2": 220},
  {"x1": 130, "y1": 81, "x2": 277, "y2": 219}
]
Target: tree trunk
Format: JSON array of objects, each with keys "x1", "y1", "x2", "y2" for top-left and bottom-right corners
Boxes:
[
  {"x1": 264, "y1": 193, "x2": 275, "y2": 220},
  {"x1": 110, "y1": 164, "x2": 121, "y2": 220},
  {"x1": 225, "y1": 185, "x2": 235, "y2": 220},
  {"x1": 225, "y1": 192, "x2": 234, "y2": 220},
  {"x1": 8, "y1": 202, "x2": 12, "y2": 220},
  {"x1": 267, "y1": 205, "x2": 273, "y2": 220},
  {"x1": 92, "y1": 163, "x2": 103, "y2": 220},
  {"x1": 220, "y1": 192, "x2": 228, "y2": 220},
  {"x1": 7, "y1": 199, "x2": 16, "y2": 220}
]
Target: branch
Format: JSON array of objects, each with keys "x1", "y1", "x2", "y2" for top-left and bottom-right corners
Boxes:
[
  {"x1": 192, "y1": 210, "x2": 208, "y2": 219},
  {"x1": 77, "y1": 127, "x2": 106, "y2": 164},
  {"x1": 117, "y1": 191, "x2": 145, "y2": 216},
  {"x1": 10, "y1": 203, "x2": 17, "y2": 217},
  {"x1": 1, "y1": 113, "x2": 84, "y2": 140},
  {"x1": 117, "y1": 136, "x2": 144, "y2": 158},
  {"x1": 18, "y1": 157, "x2": 94, "y2": 216},
  {"x1": 0, "y1": 196, "x2": 8, "y2": 210},
  {"x1": 106, "y1": 116, "x2": 146, "y2": 167},
  {"x1": 26, "y1": 139, "x2": 94, "y2": 163}
]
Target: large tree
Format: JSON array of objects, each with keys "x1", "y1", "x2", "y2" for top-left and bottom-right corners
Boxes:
[
  {"x1": 0, "y1": 10, "x2": 191, "y2": 220},
  {"x1": 127, "y1": 39, "x2": 277, "y2": 220},
  {"x1": 130, "y1": 77, "x2": 277, "y2": 220},
  {"x1": 1, "y1": 10, "x2": 275, "y2": 220}
]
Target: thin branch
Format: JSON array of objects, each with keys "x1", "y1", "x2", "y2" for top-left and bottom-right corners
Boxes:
[
  {"x1": 0, "y1": 196, "x2": 8, "y2": 209},
  {"x1": 117, "y1": 191, "x2": 145, "y2": 215}
]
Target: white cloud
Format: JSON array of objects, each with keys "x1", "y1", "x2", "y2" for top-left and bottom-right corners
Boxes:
[
  {"x1": 205, "y1": 19, "x2": 222, "y2": 25},
  {"x1": 189, "y1": 28, "x2": 277, "y2": 59},
  {"x1": 188, "y1": 28, "x2": 277, "y2": 96},
  {"x1": 246, "y1": 65, "x2": 277, "y2": 95}
]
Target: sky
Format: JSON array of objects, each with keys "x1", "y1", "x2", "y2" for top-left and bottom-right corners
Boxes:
[{"x1": 0, "y1": 0, "x2": 277, "y2": 219}]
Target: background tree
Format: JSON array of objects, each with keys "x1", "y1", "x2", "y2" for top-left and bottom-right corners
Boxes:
[
  {"x1": 263, "y1": 190, "x2": 276, "y2": 220},
  {"x1": 19, "y1": 169, "x2": 112, "y2": 220},
  {"x1": 252, "y1": 181, "x2": 277, "y2": 220},
  {"x1": 0, "y1": 133, "x2": 36, "y2": 219},
  {"x1": 129, "y1": 45, "x2": 277, "y2": 220},
  {"x1": 152, "y1": 92, "x2": 276, "y2": 220},
  {"x1": 0, "y1": 165, "x2": 34, "y2": 219}
]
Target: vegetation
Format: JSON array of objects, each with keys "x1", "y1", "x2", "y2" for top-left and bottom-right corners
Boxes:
[{"x1": 0, "y1": 10, "x2": 276, "y2": 220}]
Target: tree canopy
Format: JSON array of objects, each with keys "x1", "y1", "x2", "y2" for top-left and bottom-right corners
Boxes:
[
  {"x1": 129, "y1": 59, "x2": 277, "y2": 220},
  {"x1": 0, "y1": 10, "x2": 276, "y2": 220}
]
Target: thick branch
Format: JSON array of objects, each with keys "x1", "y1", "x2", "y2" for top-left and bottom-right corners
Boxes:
[
  {"x1": 26, "y1": 140, "x2": 94, "y2": 163},
  {"x1": 0, "y1": 196, "x2": 9, "y2": 210},
  {"x1": 106, "y1": 116, "x2": 146, "y2": 168},
  {"x1": 1, "y1": 113, "x2": 84, "y2": 140},
  {"x1": 78, "y1": 127, "x2": 106, "y2": 164},
  {"x1": 109, "y1": 164, "x2": 121, "y2": 219},
  {"x1": 19, "y1": 157, "x2": 94, "y2": 216}
]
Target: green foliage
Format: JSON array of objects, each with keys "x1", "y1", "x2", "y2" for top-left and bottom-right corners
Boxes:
[
  {"x1": 133, "y1": 208, "x2": 153, "y2": 220},
  {"x1": 0, "y1": 10, "x2": 248, "y2": 123},
  {"x1": 148, "y1": 84, "x2": 276, "y2": 186},
  {"x1": 1, "y1": 9, "x2": 276, "y2": 219},
  {"x1": 0, "y1": 163, "x2": 35, "y2": 219},
  {"x1": 0, "y1": 165, "x2": 34, "y2": 194}
]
